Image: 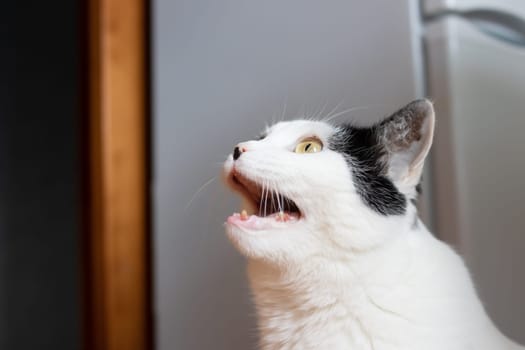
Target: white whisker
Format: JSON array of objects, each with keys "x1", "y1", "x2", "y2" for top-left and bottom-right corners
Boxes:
[
  {"x1": 264, "y1": 180, "x2": 269, "y2": 217},
  {"x1": 185, "y1": 177, "x2": 217, "y2": 210},
  {"x1": 260, "y1": 181, "x2": 267, "y2": 217},
  {"x1": 270, "y1": 110, "x2": 279, "y2": 126},
  {"x1": 276, "y1": 191, "x2": 282, "y2": 213},
  {"x1": 313, "y1": 101, "x2": 329, "y2": 121},
  {"x1": 323, "y1": 99, "x2": 345, "y2": 121},
  {"x1": 323, "y1": 106, "x2": 370, "y2": 123},
  {"x1": 280, "y1": 97, "x2": 288, "y2": 121},
  {"x1": 259, "y1": 182, "x2": 263, "y2": 216}
]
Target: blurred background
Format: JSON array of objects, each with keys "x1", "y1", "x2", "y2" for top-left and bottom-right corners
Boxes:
[{"x1": 2, "y1": 0, "x2": 524, "y2": 349}]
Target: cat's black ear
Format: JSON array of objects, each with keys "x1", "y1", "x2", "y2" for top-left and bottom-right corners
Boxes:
[{"x1": 377, "y1": 99, "x2": 435, "y2": 190}]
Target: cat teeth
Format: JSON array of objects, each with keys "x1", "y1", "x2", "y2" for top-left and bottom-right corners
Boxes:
[
  {"x1": 276, "y1": 211, "x2": 289, "y2": 222},
  {"x1": 240, "y1": 210, "x2": 248, "y2": 220}
]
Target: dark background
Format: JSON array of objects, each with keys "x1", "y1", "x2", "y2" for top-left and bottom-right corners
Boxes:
[{"x1": 1, "y1": 1, "x2": 82, "y2": 349}]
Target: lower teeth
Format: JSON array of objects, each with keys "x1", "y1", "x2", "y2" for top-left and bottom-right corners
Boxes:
[
  {"x1": 240, "y1": 209, "x2": 248, "y2": 220},
  {"x1": 276, "y1": 212, "x2": 290, "y2": 222}
]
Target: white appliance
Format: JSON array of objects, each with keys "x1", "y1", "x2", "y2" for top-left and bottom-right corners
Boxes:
[{"x1": 423, "y1": 0, "x2": 525, "y2": 343}]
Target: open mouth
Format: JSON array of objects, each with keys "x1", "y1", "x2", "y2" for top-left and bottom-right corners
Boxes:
[{"x1": 226, "y1": 170, "x2": 302, "y2": 229}]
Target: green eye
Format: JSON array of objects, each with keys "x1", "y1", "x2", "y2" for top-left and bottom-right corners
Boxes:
[{"x1": 295, "y1": 139, "x2": 323, "y2": 153}]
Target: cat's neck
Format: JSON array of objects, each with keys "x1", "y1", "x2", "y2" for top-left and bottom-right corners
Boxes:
[
  {"x1": 248, "y1": 220, "x2": 421, "y2": 291},
  {"x1": 246, "y1": 214, "x2": 430, "y2": 349},
  {"x1": 248, "y1": 206, "x2": 423, "y2": 286}
]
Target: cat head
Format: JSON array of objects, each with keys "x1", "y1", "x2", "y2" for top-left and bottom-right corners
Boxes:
[{"x1": 223, "y1": 99, "x2": 435, "y2": 265}]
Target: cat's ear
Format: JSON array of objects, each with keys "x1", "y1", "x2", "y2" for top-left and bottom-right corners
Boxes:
[{"x1": 377, "y1": 99, "x2": 435, "y2": 189}]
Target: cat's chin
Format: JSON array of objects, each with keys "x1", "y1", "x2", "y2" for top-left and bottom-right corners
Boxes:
[{"x1": 224, "y1": 213, "x2": 308, "y2": 261}]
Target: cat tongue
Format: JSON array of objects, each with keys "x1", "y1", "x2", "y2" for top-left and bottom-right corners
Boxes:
[{"x1": 226, "y1": 210, "x2": 299, "y2": 229}]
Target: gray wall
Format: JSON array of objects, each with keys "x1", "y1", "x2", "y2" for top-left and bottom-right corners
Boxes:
[
  {"x1": 152, "y1": 1, "x2": 423, "y2": 349},
  {"x1": 0, "y1": 1, "x2": 81, "y2": 349}
]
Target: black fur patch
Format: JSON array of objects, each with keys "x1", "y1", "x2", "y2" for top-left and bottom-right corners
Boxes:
[{"x1": 329, "y1": 124, "x2": 406, "y2": 216}]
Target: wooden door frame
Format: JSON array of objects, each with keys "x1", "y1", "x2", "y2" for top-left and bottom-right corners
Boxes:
[{"x1": 82, "y1": 0, "x2": 152, "y2": 349}]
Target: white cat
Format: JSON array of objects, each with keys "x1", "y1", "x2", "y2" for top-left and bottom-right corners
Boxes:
[{"x1": 223, "y1": 99, "x2": 524, "y2": 350}]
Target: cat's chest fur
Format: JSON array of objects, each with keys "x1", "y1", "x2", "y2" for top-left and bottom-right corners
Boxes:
[{"x1": 247, "y1": 225, "x2": 515, "y2": 350}]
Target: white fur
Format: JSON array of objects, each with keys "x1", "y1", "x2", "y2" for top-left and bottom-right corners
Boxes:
[{"x1": 223, "y1": 116, "x2": 524, "y2": 350}]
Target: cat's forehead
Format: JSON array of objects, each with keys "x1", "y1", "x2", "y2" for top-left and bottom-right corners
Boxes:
[{"x1": 264, "y1": 120, "x2": 334, "y2": 140}]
